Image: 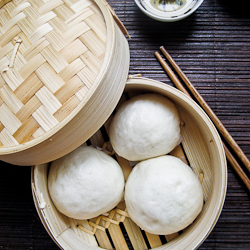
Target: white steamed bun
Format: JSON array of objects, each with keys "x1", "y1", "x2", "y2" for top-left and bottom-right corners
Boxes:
[
  {"x1": 48, "y1": 146, "x2": 125, "y2": 220},
  {"x1": 125, "y1": 155, "x2": 203, "y2": 235},
  {"x1": 109, "y1": 93, "x2": 180, "y2": 161}
]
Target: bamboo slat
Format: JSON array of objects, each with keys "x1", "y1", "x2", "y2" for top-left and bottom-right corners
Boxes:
[
  {"x1": 145, "y1": 232, "x2": 162, "y2": 248},
  {"x1": 0, "y1": 103, "x2": 22, "y2": 134},
  {"x1": 89, "y1": 219, "x2": 113, "y2": 250},
  {"x1": 179, "y1": 109, "x2": 212, "y2": 201},
  {"x1": 108, "y1": 223, "x2": 129, "y2": 250},
  {"x1": 117, "y1": 201, "x2": 148, "y2": 250},
  {"x1": 165, "y1": 232, "x2": 179, "y2": 243}
]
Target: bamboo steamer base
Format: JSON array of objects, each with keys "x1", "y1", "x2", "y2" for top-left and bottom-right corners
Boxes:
[{"x1": 32, "y1": 77, "x2": 227, "y2": 250}]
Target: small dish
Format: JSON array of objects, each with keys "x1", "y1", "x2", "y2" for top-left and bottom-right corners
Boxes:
[{"x1": 134, "y1": 0, "x2": 204, "y2": 22}]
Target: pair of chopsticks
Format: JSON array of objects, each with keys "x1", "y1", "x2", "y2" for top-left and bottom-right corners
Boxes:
[{"x1": 155, "y1": 46, "x2": 250, "y2": 192}]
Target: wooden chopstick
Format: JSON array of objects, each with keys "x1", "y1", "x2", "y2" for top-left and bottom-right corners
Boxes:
[
  {"x1": 159, "y1": 46, "x2": 250, "y2": 174},
  {"x1": 155, "y1": 48, "x2": 250, "y2": 192},
  {"x1": 155, "y1": 52, "x2": 191, "y2": 97},
  {"x1": 224, "y1": 143, "x2": 250, "y2": 191}
]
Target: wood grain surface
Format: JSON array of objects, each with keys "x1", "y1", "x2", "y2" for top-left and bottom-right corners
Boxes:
[{"x1": 1, "y1": 0, "x2": 250, "y2": 249}]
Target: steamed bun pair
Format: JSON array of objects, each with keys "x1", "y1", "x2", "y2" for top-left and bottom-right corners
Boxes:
[
  {"x1": 110, "y1": 93, "x2": 203, "y2": 234},
  {"x1": 48, "y1": 93, "x2": 203, "y2": 236}
]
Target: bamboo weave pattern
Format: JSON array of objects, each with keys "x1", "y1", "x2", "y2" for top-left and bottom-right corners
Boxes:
[
  {"x1": 0, "y1": 0, "x2": 107, "y2": 148},
  {"x1": 78, "y1": 207, "x2": 130, "y2": 236}
]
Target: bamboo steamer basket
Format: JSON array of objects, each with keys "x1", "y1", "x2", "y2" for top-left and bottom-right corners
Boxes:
[
  {"x1": 32, "y1": 77, "x2": 227, "y2": 250},
  {"x1": 0, "y1": 0, "x2": 130, "y2": 166}
]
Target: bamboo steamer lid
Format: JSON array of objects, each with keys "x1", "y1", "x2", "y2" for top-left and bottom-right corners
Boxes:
[
  {"x1": 32, "y1": 77, "x2": 227, "y2": 250},
  {"x1": 0, "y1": 0, "x2": 130, "y2": 166}
]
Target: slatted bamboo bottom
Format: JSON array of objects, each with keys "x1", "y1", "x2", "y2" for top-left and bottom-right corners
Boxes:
[
  {"x1": 76, "y1": 199, "x2": 182, "y2": 250},
  {"x1": 32, "y1": 77, "x2": 226, "y2": 250}
]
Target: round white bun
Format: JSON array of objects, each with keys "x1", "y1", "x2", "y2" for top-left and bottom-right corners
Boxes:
[
  {"x1": 109, "y1": 94, "x2": 180, "y2": 161},
  {"x1": 48, "y1": 146, "x2": 125, "y2": 220},
  {"x1": 125, "y1": 155, "x2": 203, "y2": 235}
]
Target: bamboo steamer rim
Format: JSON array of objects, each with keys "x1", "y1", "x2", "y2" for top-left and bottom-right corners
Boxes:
[
  {"x1": 0, "y1": 0, "x2": 118, "y2": 155},
  {"x1": 32, "y1": 77, "x2": 227, "y2": 250},
  {"x1": 0, "y1": 0, "x2": 11, "y2": 8}
]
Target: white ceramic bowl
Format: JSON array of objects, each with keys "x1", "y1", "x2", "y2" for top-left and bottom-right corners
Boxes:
[{"x1": 134, "y1": 0, "x2": 204, "y2": 22}]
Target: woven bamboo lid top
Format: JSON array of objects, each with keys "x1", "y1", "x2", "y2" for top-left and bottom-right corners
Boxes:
[{"x1": 0, "y1": 0, "x2": 107, "y2": 148}]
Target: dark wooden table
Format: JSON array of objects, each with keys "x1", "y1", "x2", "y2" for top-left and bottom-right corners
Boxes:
[{"x1": 1, "y1": 0, "x2": 250, "y2": 249}]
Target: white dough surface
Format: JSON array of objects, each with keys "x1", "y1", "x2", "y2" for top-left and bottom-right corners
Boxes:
[
  {"x1": 125, "y1": 155, "x2": 203, "y2": 235},
  {"x1": 109, "y1": 94, "x2": 180, "y2": 161},
  {"x1": 48, "y1": 146, "x2": 125, "y2": 220}
]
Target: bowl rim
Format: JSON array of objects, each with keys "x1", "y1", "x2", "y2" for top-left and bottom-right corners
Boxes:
[{"x1": 134, "y1": 0, "x2": 205, "y2": 22}]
